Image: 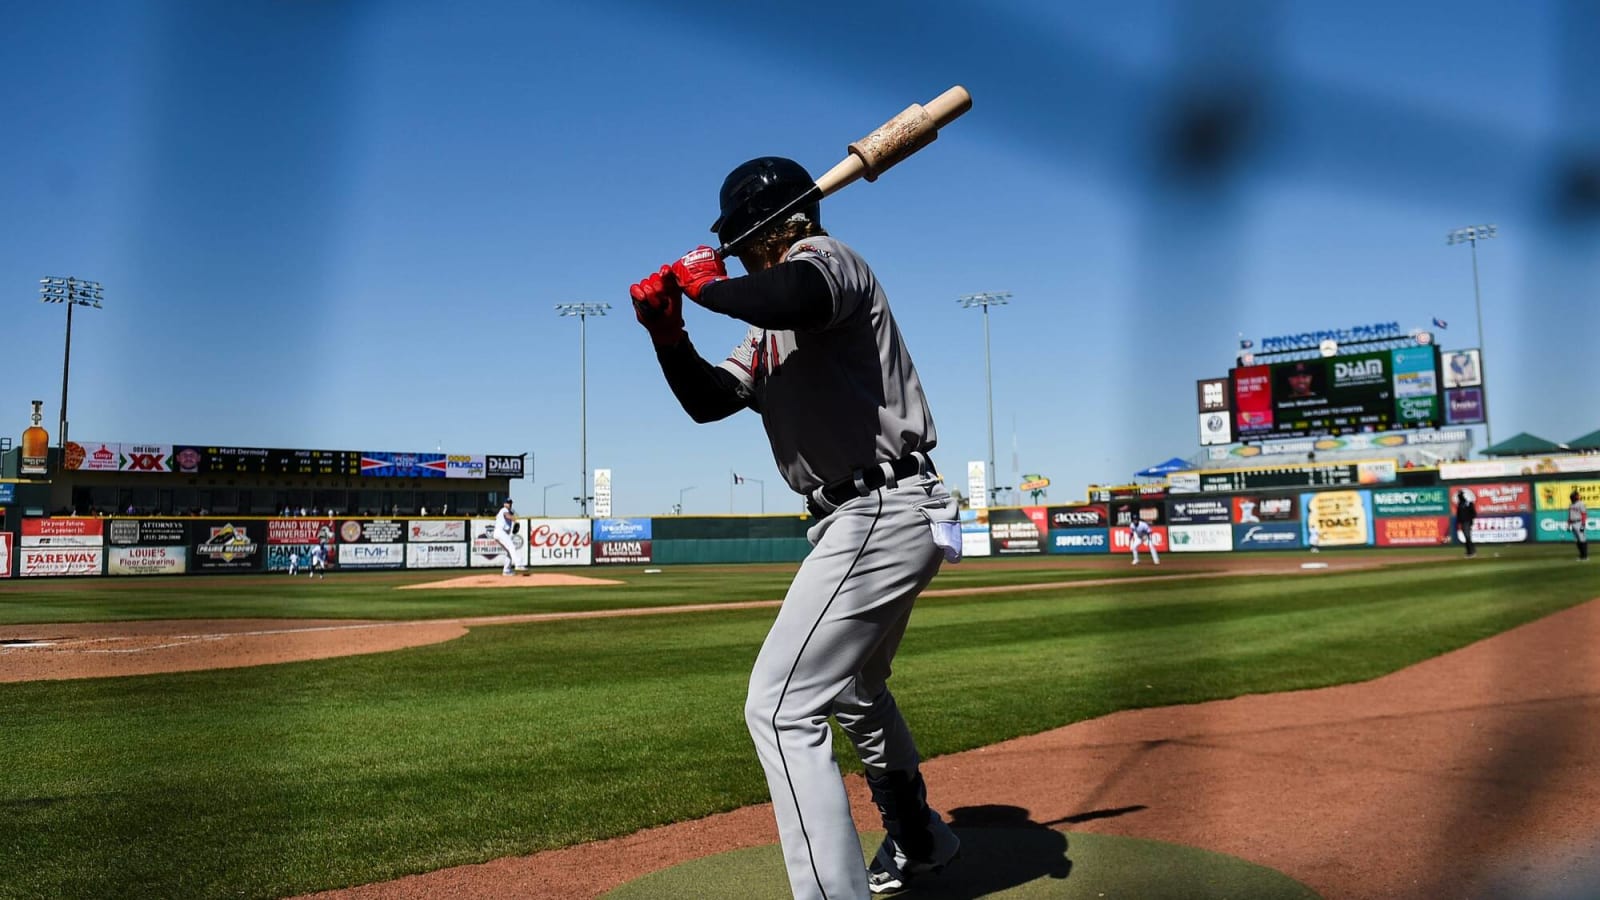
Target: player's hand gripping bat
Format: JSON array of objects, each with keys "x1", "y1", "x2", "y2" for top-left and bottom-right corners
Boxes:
[{"x1": 715, "y1": 85, "x2": 973, "y2": 259}]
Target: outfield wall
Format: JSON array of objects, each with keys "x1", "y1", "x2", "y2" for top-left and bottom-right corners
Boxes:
[{"x1": 2, "y1": 477, "x2": 1594, "y2": 577}]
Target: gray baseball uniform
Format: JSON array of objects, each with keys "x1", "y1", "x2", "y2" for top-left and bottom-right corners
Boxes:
[
  {"x1": 647, "y1": 234, "x2": 960, "y2": 899},
  {"x1": 1572, "y1": 497, "x2": 1589, "y2": 560}
]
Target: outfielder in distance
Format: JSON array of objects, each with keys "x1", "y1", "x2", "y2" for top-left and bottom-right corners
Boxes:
[{"x1": 630, "y1": 156, "x2": 964, "y2": 898}]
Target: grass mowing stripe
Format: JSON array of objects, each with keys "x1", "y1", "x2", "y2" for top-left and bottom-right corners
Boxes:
[{"x1": 0, "y1": 549, "x2": 1591, "y2": 898}]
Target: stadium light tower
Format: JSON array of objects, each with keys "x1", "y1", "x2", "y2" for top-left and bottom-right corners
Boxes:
[
  {"x1": 676, "y1": 484, "x2": 695, "y2": 515},
  {"x1": 39, "y1": 276, "x2": 105, "y2": 450},
  {"x1": 555, "y1": 302, "x2": 609, "y2": 516},
  {"x1": 957, "y1": 291, "x2": 1011, "y2": 505},
  {"x1": 1445, "y1": 224, "x2": 1496, "y2": 448}
]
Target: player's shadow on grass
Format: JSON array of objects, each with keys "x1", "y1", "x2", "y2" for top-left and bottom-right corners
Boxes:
[{"x1": 904, "y1": 803, "x2": 1094, "y2": 898}]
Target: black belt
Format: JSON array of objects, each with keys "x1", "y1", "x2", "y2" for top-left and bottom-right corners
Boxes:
[{"x1": 807, "y1": 453, "x2": 936, "y2": 519}]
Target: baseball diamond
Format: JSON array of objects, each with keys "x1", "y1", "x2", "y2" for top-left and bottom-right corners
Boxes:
[{"x1": 3, "y1": 548, "x2": 1600, "y2": 900}]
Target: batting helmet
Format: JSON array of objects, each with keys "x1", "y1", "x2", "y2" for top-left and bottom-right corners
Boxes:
[{"x1": 711, "y1": 157, "x2": 819, "y2": 246}]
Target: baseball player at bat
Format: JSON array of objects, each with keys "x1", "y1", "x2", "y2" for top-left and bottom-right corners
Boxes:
[{"x1": 630, "y1": 156, "x2": 963, "y2": 899}]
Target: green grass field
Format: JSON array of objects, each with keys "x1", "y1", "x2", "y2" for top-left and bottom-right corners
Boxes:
[{"x1": 0, "y1": 546, "x2": 1592, "y2": 899}]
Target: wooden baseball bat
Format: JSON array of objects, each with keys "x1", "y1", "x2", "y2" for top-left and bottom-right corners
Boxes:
[{"x1": 716, "y1": 85, "x2": 973, "y2": 258}]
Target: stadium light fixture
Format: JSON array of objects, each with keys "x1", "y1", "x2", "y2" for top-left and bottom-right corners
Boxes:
[
  {"x1": 1445, "y1": 224, "x2": 1497, "y2": 448},
  {"x1": 38, "y1": 276, "x2": 105, "y2": 450},
  {"x1": 957, "y1": 291, "x2": 1012, "y2": 506},
  {"x1": 555, "y1": 302, "x2": 610, "y2": 516},
  {"x1": 676, "y1": 484, "x2": 695, "y2": 515},
  {"x1": 541, "y1": 482, "x2": 563, "y2": 517}
]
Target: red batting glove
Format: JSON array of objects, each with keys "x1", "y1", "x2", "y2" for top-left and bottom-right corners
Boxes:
[
  {"x1": 629, "y1": 265, "x2": 686, "y2": 346},
  {"x1": 669, "y1": 245, "x2": 728, "y2": 302}
]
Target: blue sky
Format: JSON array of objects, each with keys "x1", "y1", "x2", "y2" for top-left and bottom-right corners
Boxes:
[{"x1": 4, "y1": 0, "x2": 1596, "y2": 516}]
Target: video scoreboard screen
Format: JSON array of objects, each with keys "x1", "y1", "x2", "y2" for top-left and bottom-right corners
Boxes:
[
  {"x1": 185, "y1": 447, "x2": 362, "y2": 477},
  {"x1": 1230, "y1": 346, "x2": 1441, "y2": 440}
]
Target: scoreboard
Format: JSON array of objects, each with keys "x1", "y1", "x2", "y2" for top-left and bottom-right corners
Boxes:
[
  {"x1": 1230, "y1": 346, "x2": 1442, "y2": 440},
  {"x1": 182, "y1": 447, "x2": 362, "y2": 477}
]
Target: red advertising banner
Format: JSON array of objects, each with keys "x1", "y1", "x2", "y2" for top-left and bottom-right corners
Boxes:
[
  {"x1": 1376, "y1": 516, "x2": 1449, "y2": 547},
  {"x1": 1109, "y1": 525, "x2": 1169, "y2": 554},
  {"x1": 21, "y1": 518, "x2": 105, "y2": 538},
  {"x1": 1232, "y1": 365, "x2": 1274, "y2": 435},
  {"x1": 1451, "y1": 482, "x2": 1531, "y2": 516},
  {"x1": 267, "y1": 518, "x2": 336, "y2": 545}
]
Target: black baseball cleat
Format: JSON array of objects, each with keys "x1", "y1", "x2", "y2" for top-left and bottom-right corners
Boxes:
[{"x1": 867, "y1": 809, "x2": 961, "y2": 894}]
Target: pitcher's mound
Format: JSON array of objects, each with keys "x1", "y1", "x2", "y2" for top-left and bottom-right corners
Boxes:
[
  {"x1": 603, "y1": 829, "x2": 1321, "y2": 899},
  {"x1": 400, "y1": 573, "x2": 625, "y2": 590}
]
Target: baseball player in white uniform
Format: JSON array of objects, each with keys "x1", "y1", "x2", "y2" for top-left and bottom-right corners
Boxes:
[
  {"x1": 494, "y1": 498, "x2": 521, "y2": 575},
  {"x1": 287, "y1": 551, "x2": 300, "y2": 576},
  {"x1": 1130, "y1": 518, "x2": 1159, "y2": 565},
  {"x1": 1571, "y1": 489, "x2": 1590, "y2": 562},
  {"x1": 308, "y1": 543, "x2": 327, "y2": 579},
  {"x1": 631, "y1": 156, "x2": 962, "y2": 899}
]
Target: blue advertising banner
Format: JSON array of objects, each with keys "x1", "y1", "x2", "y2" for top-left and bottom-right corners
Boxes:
[
  {"x1": 1047, "y1": 529, "x2": 1109, "y2": 554},
  {"x1": 359, "y1": 451, "x2": 448, "y2": 478},
  {"x1": 0, "y1": 483, "x2": 13, "y2": 503},
  {"x1": 594, "y1": 518, "x2": 652, "y2": 541},
  {"x1": 1232, "y1": 522, "x2": 1304, "y2": 550}
]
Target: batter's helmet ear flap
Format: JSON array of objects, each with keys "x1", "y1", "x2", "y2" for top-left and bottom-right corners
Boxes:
[{"x1": 712, "y1": 156, "x2": 820, "y2": 245}]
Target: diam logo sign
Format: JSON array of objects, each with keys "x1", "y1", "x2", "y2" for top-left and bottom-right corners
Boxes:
[{"x1": 199, "y1": 524, "x2": 257, "y2": 562}]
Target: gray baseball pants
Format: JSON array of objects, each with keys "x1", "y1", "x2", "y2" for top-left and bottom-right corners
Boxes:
[{"x1": 745, "y1": 473, "x2": 955, "y2": 900}]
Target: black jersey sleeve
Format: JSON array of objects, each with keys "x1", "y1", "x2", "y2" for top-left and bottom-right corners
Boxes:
[
  {"x1": 654, "y1": 336, "x2": 750, "y2": 423},
  {"x1": 692, "y1": 260, "x2": 832, "y2": 331}
]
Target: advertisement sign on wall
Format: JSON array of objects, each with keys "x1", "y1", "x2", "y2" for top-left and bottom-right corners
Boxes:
[
  {"x1": 1109, "y1": 524, "x2": 1168, "y2": 554},
  {"x1": 1198, "y1": 411, "x2": 1233, "y2": 446},
  {"x1": 1048, "y1": 505, "x2": 1107, "y2": 529},
  {"x1": 339, "y1": 519, "x2": 405, "y2": 544},
  {"x1": 1047, "y1": 529, "x2": 1108, "y2": 554},
  {"x1": 20, "y1": 547, "x2": 104, "y2": 576},
  {"x1": 191, "y1": 521, "x2": 266, "y2": 572},
  {"x1": 336, "y1": 543, "x2": 407, "y2": 569},
  {"x1": 1168, "y1": 523, "x2": 1233, "y2": 552},
  {"x1": 1376, "y1": 516, "x2": 1450, "y2": 547},
  {"x1": 1441, "y1": 457, "x2": 1600, "y2": 480},
  {"x1": 594, "y1": 518, "x2": 651, "y2": 542},
  {"x1": 1477, "y1": 515, "x2": 1534, "y2": 543},
  {"x1": 409, "y1": 519, "x2": 468, "y2": 542},
  {"x1": 118, "y1": 444, "x2": 175, "y2": 473},
  {"x1": 267, "y1": 519, "x2": 336, "y2": 545},
  {"x1": 1167, "y1": 498, "x2": 1232, "y2": 525},
  {"x1": 1535, "y1": 481, "x2": 1600, "y2": 511},
  {"x1": 988, "y1": 508, "x2": 1045, "y2": 555},
  {"x1": 0, "y1": 532, "x2": 10, "y2": 577},
  {"x1": 1232, "y1": 494, "x2": 1298, "y2": 523},
  {"x1": 1371, "y1": 487, "x2": 1449, "y2": 517},
  {"x1": 594, "y1": 540, "x2": 652, "y2": 564},
  {"x1": 107, "y1": 546, "x2": 189, "y2": 576},
  {"x1": 108, "y1": 519, "x2": 187, "y2": 546},
  {"x1": 62, "y1": 441, "x2": 122, "y2": 471},
  {"x1": 1301, "y1": 490, "x2": 1374, "y2": 547},
  {"x1": 486, "y1": 455, "x2": 526, "y2": 479},
  {"x1": 1451, "y1": 483, "x2": 1531, "y2": 516},
  {"x1": 1232, "y1": 522, "x2": 1303, "y2": 549},
  {"x1": 526, "y1": 518, "x2": 593, "y2": 567},
  {"x1": 406, "y1": 542, "x2": 468, "y2": 568},
  {"x1": 470, "y1": 518, "x2": 528, "y2": 568},
  {"x1": 959, "y1": 508, "x2": 991, "y2": 557},
  {"x1": 21, "y1": 518, "x2": 106, "y2": 547}
]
